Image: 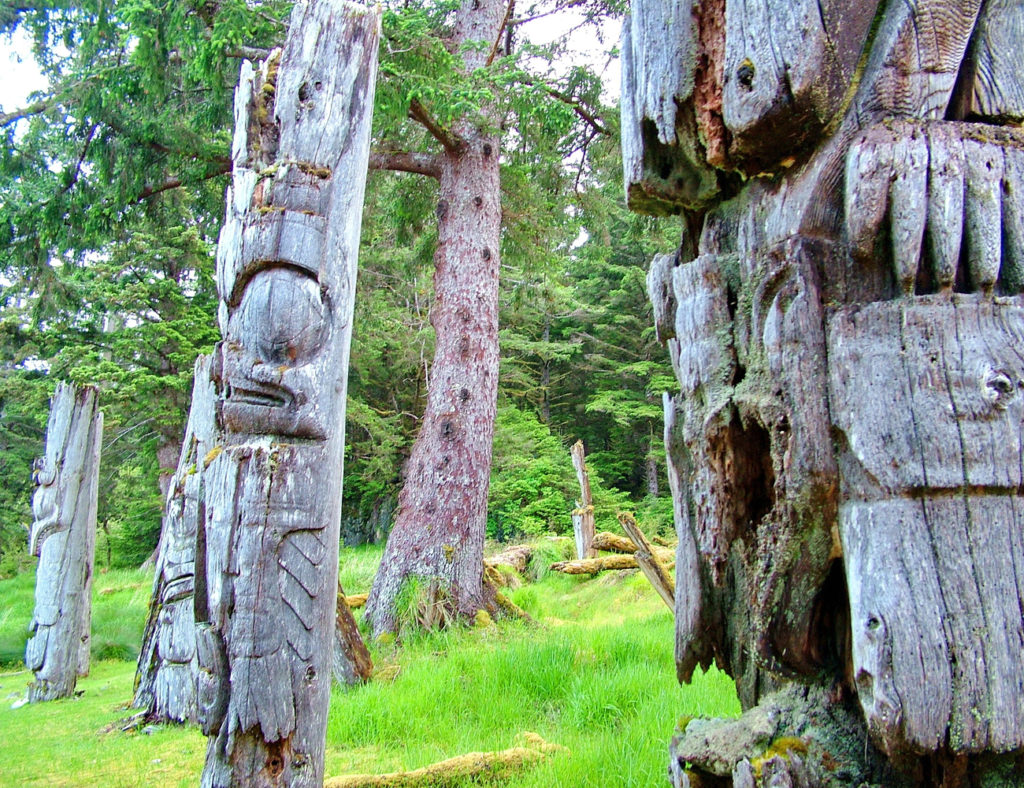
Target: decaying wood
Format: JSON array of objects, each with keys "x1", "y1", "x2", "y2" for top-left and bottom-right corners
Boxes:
[
  {"x1": 334, "y1": 581, "x2": 372, "y2": 687},
  {"x1": 592, "y1": 531, "x2": 635, "y2": 554},
  {"x1": 550, "y1": 554, "x2": 657, "y2": 575},
  {"x1": 195, "y1": 3, "x2": 379, "y2": 785},
  {"x1": 342, "y1": 592, "x2": 368, "y2": 609},
  {"x1": 569, "y1": 441, "x2": 596, "y2": 559},
  {"x1": 26, "y1": 383, "x2": 103, "y2": 703},
  {"x1": 626, "y1": 0, "x2": 1024, "y2": 781},
  {"x1": 484, "y1": 544, "x2": 533, "y2": 574},
  {"x1": 323, "y1": 733, "x2": 566, "y2": 788},
  {"x1": 134, "y1": 355, "x2": 217, "y2": 723},
  {"x1": 618, "y1": 513, "x2": 675, "y2": 610}
]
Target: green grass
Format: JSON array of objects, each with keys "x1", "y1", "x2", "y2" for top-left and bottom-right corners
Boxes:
[{"x1": 0, "y1": 541, "x2": 740, "y2": 786}]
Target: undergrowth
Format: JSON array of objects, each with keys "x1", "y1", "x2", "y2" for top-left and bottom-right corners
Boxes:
[{"x1": 0, "y1": 540, "x2": 741, "y2": 787}]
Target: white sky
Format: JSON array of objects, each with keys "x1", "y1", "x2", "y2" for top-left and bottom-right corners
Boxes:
[{"x1": 0, "y1": 28, "x2": 49, "y2": 112}]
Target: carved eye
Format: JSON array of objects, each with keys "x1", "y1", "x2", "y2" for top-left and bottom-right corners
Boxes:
[{"x1": 235, "y1": 267, "x2": 326, "y2": 365}]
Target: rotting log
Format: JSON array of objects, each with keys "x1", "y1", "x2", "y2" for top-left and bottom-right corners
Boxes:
[
  {"x1": 618, "y1": 513, "x2": 675, "y2": 610},
  {"x1": 334, "y1": 581, "x2": 372, "y2": 687},
  {"x1": 342, "y1": 592, "x2": 368, "y2": 609},
  {"x1": 323, "y1": 733, "x2": 566, "y2": 788},
  {"x1": 591, "y1": 531, "x2": 635, "y2": 554},
  {"x1": 569, "y1": 441, "x2": 596, "y2": 559},
  {"x1": 134, "y1": 355, "x2": 217, "y2": 723},
  {"x1": 484, "y1": 544, "x2": 533, "y2": 574},
  {"x1": 551, "y1": 554, "x2": 639, "y2": 575},
  {"x1": 625, "y1": 0, "x2": 1024, "y2": 783},
  {"x1": 194, "y1": 3, "x2": 379, "y2": 785},
  {"x1": 25, "y1": 383, "x2": 103, "y2": 703}
]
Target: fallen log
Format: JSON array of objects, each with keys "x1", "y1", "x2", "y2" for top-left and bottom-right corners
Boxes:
[
  {"x1": 551, "y1": 554, "x2": 640, "y2": 574},
  {"x1": 324, "y1": 733, "x2": 566, "y2": 788},
  {"x1": 343, "y1": 593, "x2": 368, "y2": 609},
  {"x1": 592, "y1": 531, "x2": 674, "y2": 563},
  {"x1": 485, "y1": 544, "x2": 533, "y2": 574},
  {"x1": 619, "y1": 512, "x2": 675, "y2": 610}
]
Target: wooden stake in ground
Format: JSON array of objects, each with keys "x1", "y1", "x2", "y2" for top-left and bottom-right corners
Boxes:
[
  {"x1": 618, "y1": 512, "x2": 675, "y2": 610},
  {"x1": 194, "y1": 3, "x2": 378, "y2": 785},
  {"x1": 26, "y1": 383, "x2": 103, "y2": 703},
  {"x1": 134, "y1": 355, "x2": 217, "y2": 723},
  {"x1": 569, "y1": 440, "x2": 596, "y2": 559}
]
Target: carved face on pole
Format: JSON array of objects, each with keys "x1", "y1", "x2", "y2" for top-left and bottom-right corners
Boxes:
[{"x1": 629, "y1": 0, "x2": 1024, "y2": 760}]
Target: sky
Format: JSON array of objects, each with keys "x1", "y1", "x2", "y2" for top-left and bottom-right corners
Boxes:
[{"x1": 0, "y1": 28, "x2": 49, "y2": 114}]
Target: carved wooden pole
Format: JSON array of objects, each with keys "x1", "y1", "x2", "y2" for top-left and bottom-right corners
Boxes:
[
  {"x1": 134, "y1": 355, "x2": 218, "y2": 722},
  {"x1": 195, "y1": 2, "x2": 378, "y2": 785},
  {"x1": 626, "y1": 0, "x2": 1024, "y2": 784},
  {"x1": 25, "y1": 383, "x2": 103, "y2": 703},
  {"x1": 569, "y1": 441, "x2": 596, "y2": 559}
]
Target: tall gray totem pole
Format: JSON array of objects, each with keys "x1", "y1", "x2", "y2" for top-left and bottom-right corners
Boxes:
[
  {"x1": 623, "y1": 0, "x2": 1024, "y2": 784},
  {"x1": 26, "y1": 383, "x2": 103, "y2": 703},
  {"x1": 195, "y1": 2, "x2": 378, "y2": 785}
]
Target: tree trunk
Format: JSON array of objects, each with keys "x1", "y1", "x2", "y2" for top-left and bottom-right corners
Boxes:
[
  {"x1": 26, "y1": 383, "x2": 103, "y2": 702},
  {"x1": 195, "y1": 3, "x2": 378, "y2": 785},
  {"x1": 625, "y1": 0, "x2": 1024, "y2": 783},
  {"x1": 364, "y1": 0, "x2": 508, "y2": 637},
  {"x1": 333, "y1": 580, "x2": 373, "y2": 687},
  {"x1": 134, "y1": 355, "x2": 217, "y2": 723}
]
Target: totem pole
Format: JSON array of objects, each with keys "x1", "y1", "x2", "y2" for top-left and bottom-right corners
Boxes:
[
  {"x1": 26, "y1": 383, "x2": 103, "y2": 702},
  {"x1": 195, "y1": 2, "x2": 378, "y2": 785},
  {"x1": 623, "y1": 0, "x2": 1024, "y2": 784},
  {"x1": 134, "y1": 355, "x2": 217, "y2": 723}
]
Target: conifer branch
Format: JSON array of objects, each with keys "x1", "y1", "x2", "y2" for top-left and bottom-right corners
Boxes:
[
  {"x1": 369, "y1": 150, "x2": 442, "y2": 179},
  {"x1": 408, "y1": 98, "x2": 464, "y2": 155}
]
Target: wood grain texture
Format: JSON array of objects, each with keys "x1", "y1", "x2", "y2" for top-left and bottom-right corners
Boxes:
[
  {"x1": 197, "y1": 2, "x2": 378, "y2": 785},
  {"x1": 26, "y1": 383, "x2": 103, "y2": 702},
  {"x1": 134, "y1": 355, "x2": 217, "y2": 723},
  {"x1": 618, "y1": 512, "x2": 674, "y2": 609},
  {"x1": 829, "y1": 297, "x2": 1024, "y2": 756},
  {"x1": 569, "y1": 441, "x2": 596, "y2": 559}
]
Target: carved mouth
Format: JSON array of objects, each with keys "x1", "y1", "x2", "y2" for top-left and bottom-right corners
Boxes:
[{"x1": 227, "y1": 382, "x2": 290, "y2": 409}]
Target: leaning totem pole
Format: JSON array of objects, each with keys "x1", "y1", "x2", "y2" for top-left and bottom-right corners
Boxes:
[
  {"x1": 194, "y1": 2, "x2": 378, "y2": 785},
  {"x1": 26, "y1": 383, "x2": 103, "y2": 702},
  {"x1": 623, "y1": 0, "x2": 1024, "y2": 784}
]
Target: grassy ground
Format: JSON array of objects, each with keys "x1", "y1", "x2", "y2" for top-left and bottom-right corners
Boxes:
[{"x1": 0, "y1": 542, "x2": 740, "y2": 786}]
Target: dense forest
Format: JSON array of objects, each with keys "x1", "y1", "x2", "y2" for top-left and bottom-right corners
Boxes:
[{"x1": 0, "y1": 0, "x2": 677, "y2": 576}]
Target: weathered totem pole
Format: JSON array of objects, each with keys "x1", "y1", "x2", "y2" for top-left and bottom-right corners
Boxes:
[
  {"x1": 623, "y1": 0, "x2": 1024, "y2": 784},
  {"x1": 25, "y1": 383, "x2": 103, "y2": 702},
  {"x1": 194, "y1": 2, "x2": 378, "y2": 785},
  {"x1": 133, "y1": 355, "x2": 217, "y2": 723}
]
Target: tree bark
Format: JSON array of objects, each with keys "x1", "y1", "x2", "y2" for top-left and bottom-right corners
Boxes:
[
  {"x1": 133, "y1": 355, "x2": 217, "y2": 723},
  {"x1": 625, "y1": 0, "x2": 1024, "y2": 783},
  {"x1": 195, "y1": 3, "x2": 378, "y2": 785},
  {"x1": 26, "y1": 383, "x2": 103, "y2": 702},
  {"x1": 365, "y1": 0, "x2": 508, "y2": 637}
]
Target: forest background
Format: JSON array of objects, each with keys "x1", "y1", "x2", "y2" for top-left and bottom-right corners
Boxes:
[{"x1": 0, "y1": 0, "x2": 677, "y2": 577}]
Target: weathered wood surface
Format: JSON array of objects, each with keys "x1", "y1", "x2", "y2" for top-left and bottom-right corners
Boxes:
[
  {"x1": 591, "y1": 531, "x2": 636, "y2": 555},
  {"x1": 134, "y1": 355, "x2": 217, "y2": 723},
  {"x1": 333, "y1": 581, "x2": 372, "y2": 687},
  {"x1": 195, "y1": 3, "x2": 378, "y2": 785},
  {"x1": 323, "y1": 733, "x2": 566, "y2": 788},
  {"x1": 829, "y1": 299, "x2": 1024, "y2": 756},
  {"x1": 618, "y1": 513, "x2": 674, "y2": 610},
  {"x1": 485, "y1": 545, "x2": 533, "y2": 574},
  {"x1": 569, "y1": 441, "x2": 596, "y2": 560},
  {"x1": 626, "y1": 0, "x2": 1024, "y2": 780},
  {"x1": 26, "y1": 383, "x2": 103, "y2": 703}
]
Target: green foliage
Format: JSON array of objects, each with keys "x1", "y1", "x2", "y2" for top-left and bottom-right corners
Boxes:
[{"x1": 487, "y1": 403, "x2": 577, "y2": 540}]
